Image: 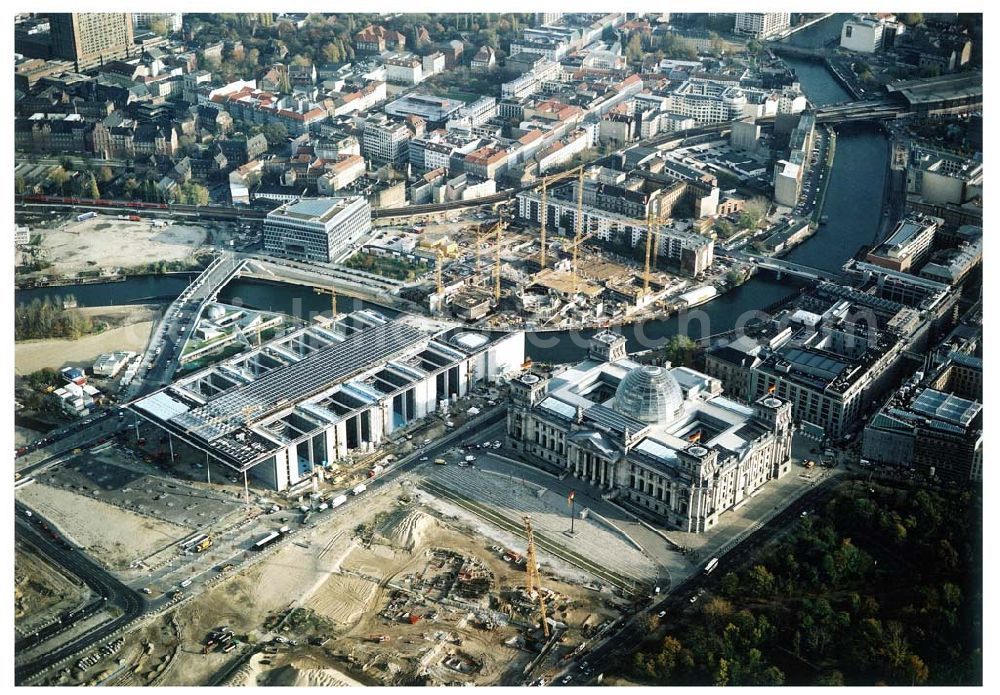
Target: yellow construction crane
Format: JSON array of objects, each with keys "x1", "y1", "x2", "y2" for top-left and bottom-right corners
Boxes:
[
  {"x1": 571, "y1": 172, "x2": 585, "y2": 294},
  {"x1": 536, "y1": 165, "x2": 586, "y2": 272},
  {"x1": 314, "y1": 286, "x2": 337, "y2": 319},
  {"x1": 493, "y1": 217, "x2": 505, "y2": 303},
  {"x1": 644, "y1": 212, "x2": 656, "y2": 295},
  {"x1": 622, "y1": 211, "x2": 673, "y2": 295},
  {"x1": 522, "y1": 515, "x2": 549, "y2": 637},
  {"x1": 435, "y1": 248, "x2": 443, "y2": 296},
  {"x1": 474, "y1": 223, "x2": 484, "y2": 288}
]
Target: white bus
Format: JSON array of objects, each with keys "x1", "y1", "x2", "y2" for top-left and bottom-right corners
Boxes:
[
  {"x1": 703, "y1": 557, "x2": 720, "y2": 576},
  {"x1": 253, "y1": 530, "x2": 281, "y2": 550}
]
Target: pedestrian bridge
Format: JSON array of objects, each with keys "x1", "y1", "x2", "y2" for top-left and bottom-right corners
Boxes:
[{"x1": 746, "y1": 255, "x2": 843, "y2": 283}]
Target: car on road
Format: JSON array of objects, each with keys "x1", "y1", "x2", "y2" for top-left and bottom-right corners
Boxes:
[{"x1": 419, "y1": 456, "x2": 429, "y2": 462}]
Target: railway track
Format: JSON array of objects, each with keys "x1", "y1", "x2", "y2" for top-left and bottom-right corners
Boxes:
[{"x1": 418, "y1": 478, "x2": 641, "y2": 596}]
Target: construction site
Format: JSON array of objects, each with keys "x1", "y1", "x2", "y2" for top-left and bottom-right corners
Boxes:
[
  {"x1": 22, "y1": 424, "x2": 676, "y2": 687},
  {"x1": 382, "y1": 165, "x2": 746, "y2": 332}
]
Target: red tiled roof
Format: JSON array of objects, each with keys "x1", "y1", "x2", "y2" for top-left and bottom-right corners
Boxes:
[{"x1": 518, "y1": 130, "x2": 543, "y2": 145}]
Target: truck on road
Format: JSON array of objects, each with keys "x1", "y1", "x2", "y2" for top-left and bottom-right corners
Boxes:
[
  {"x1": 352, "y1": 484, "x2": 367, "y2": 496},
  {"x1": 330, "y1": 494, "x2": 347, "y2": 509}
]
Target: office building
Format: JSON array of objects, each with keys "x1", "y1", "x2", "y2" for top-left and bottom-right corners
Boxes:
[
  {"x1": 384, "y1": 94, "x2": 465, "y2": 126},
  {"x1": 840, "y1": 14, "x2": 902, "y2": 53},
  {"x1": 906, "y1": 145, "x2": 983, "y2": 205},
  {"x1": 49, "y1": 13, "x2": 134, "y2": 71},
  {"x1": 865, "y1": 213, "x2": 940, "y2": 273},
  {"x1": 666, "y1": 80, "x2": 749, "y2": 124},
  {"x1": 517, "y1": 190, "x2": 715, "y2": 275},
  {"x1": 446, "y1": 96, "x2": 498, "y2": 133},
  {"x1": 363, "y1": 116, "x2": 411, "y2": 166},
  {"x1": 919, "y1": 237, "x2": 982, "y2": 286},
  {"x1": 506, "y1": 331, "x2": 794, "y2": 533},
  {"x1": 862, "y1": 352, "x2": 982, "y2": 482},
  {"x1": 385, "y1": 55, "x2": 423, "y2": 85},
  {"x1": 730, "y1": 119, "x2": 761, "y2": 152},
  {"x1": 132, "y1": 311, "x2": 524, "y2": 491},
  {"x1": 773, "y1": 160, "x2": 802, "y2": 207},
  {"x1": 705, "y1": 270, "x2": 960, "y2": 440},
  {"x1": 263, "y1": 197, "x2": 371, "y2": 262}
]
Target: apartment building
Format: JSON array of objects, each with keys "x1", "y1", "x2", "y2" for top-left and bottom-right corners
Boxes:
[
  {"x1": 734, "y1": 13, "x2": 791, "y2": 39},
  {"x1": 49, "y1": 13, "x2": 134, "y2": 71}
]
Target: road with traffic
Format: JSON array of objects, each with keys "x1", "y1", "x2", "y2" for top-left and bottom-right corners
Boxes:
[
  {"x1": 544, "y1": 474, "x2": 846, "y2": 686},
  {"x1": 13, "y1": 401, "x2": 507, "y2": 682}
]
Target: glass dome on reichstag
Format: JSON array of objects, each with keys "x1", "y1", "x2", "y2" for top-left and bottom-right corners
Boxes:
[{"x1": 613, "y1": 365, "x2": 684, "y2": 424}]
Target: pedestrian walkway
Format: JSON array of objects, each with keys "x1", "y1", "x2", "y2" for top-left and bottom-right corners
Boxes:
[{"x1": 424, "y1": 461, "x2": 660, "y2": 583}]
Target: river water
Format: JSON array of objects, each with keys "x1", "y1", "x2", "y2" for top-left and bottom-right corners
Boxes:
[
  {"x1": 780, "y1": 13, "x2": 853, "y2": 50},
  {"x1": 16, "y1": 41, "x2": 890, "y2": 365}
]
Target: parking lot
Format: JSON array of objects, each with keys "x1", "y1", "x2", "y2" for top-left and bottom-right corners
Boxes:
[
  {"x1": 793, "y1": 129, "x2": 832, "y2": 217},
  {"x1": 39, "y1": 453, "x2": 243, "y2": 529}
]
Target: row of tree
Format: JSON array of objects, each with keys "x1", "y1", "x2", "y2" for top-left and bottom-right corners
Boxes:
[
  {"x1": 15, "y1": 296, "x2": 94, "y2": 341},
  {"x1": 190, "y1": 12, "x2": 535, "y2": 81},
  {"x1": 625, "y1": 482, "x2": 981, "y2": 686}
]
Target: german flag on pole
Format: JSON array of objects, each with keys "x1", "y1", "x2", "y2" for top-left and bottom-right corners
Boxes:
[
  {"x1": 568, "y1": 490, "x2": 575, "y2": 507},
  {"x1": 768, "y1": 384, "x2": 777, "y2": 394}
]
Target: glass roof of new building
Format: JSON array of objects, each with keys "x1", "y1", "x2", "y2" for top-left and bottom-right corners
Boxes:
[{"x1": 911, "y1": 388, "x2": 981, "y2": 428}]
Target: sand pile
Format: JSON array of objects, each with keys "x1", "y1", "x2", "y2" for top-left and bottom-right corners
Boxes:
[
  {"x1": 388, "y1": 510, "x2": 436, "y2": 552},
  {"x1": 264, "y1": 664, "x2": 362, "y2": 687}
]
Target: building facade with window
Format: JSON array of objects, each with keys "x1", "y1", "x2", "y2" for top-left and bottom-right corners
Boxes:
[
  {"x1": 263, "y1": 196, "x2": 371, "y2": 262},
  {"x1": 506, "y1": 332, "x2": 793, "y2": 532}
]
